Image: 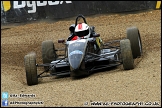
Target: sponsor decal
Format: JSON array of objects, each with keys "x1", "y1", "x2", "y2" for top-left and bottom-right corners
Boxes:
[
  {"x1": 69, "y1": 50, "x2": 83, "y2": 56},
  {"x1": 2, "y1": 1, "x2": 72, "y2": 13}
]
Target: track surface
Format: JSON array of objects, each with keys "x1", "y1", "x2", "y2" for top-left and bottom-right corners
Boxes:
[{"x1": 1, "y1": 10, "x2": 161, "y2": 107}]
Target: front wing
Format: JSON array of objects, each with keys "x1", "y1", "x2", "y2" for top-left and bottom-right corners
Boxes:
[{"x1": 36, "y1": 49, "x2": 122, "y2": 78}]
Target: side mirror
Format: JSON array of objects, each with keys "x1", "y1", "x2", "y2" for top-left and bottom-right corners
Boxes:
[{"x1": 58, "y1": 39, "x2": 65, "y2": 43}]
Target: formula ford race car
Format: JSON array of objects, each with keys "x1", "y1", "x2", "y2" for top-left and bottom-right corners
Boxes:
[{"x1": 24, "y1": 14, "x2": 142, "y2": 86}]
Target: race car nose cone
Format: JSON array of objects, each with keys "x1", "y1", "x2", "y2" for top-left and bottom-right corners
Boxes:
[
  {"x1": 68, "y1": 53, "x2": 83, "y2": 70},
  {"x1": 71, "y1": 63, "x2": 79, "y2": 70},
  {"x1": 70, "y1": 59, "x2": 82, "y2": 70}
]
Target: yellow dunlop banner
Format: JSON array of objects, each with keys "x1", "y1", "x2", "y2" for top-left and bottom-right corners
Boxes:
[
  {"x1": 2, "y1": 1, "x2": 11, "y2": 11},
  {"x1": 156, "y1": 1, "x2": 161, "y2": 9}
]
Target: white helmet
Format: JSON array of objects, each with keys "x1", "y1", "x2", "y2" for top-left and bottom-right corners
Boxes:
[{"x1": 74, "y1": 23, "x2": 90, "y2": 38}]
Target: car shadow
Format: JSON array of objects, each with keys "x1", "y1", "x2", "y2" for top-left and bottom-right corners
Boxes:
[
  {"x1": 72, "y1": 66, "x2": 120, "y2": 80},
  {"x1": 37, "y1": 65, "x2": 123, "y2": 85}
]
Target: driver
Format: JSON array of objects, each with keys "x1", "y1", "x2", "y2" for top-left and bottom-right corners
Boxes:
[
  {"x1": 74, "y1": 23, "x2": 91, "y2": 39},
  {"x1": 74, "y1": 23, "x2": 102, "y2": 47},
  {"x1": 67, "y1": 22, "x2": 103, "y2": 51},
  {"x1": 67, "y1": 23, "x2": 91, "y2": 41}
]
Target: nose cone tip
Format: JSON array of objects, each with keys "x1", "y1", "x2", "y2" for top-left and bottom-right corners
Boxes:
[
  {"x1": 69, "y1": 57, "x2": 82, "y2": 70},
  {"x1": 71, "y1": 67, "x2": 79, "y2": 72},
  {"x1": 70, "y1": 67, "x2": 88, "y2": 77}
]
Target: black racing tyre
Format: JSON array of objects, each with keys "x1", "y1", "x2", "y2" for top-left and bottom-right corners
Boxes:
[
  {"x1": 42, "y1": 40, "x2": 57, "y2": 70},
  {"x1": 120, "y1": 39, "x2": 134, "y2": 70},
  {"x1": 126, "y1": 26, "x2": 142, "y2": 59},
  {"x1": 24, "y1": 52, "x2": 38, "y2": 86}
]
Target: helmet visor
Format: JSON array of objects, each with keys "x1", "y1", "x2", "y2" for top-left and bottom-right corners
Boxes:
[{"x1": 75, "y1": 29, "x2": 89, "y2": 37}]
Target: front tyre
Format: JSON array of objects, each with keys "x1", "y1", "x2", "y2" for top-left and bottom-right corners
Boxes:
[
  {"x1": 24, "y1": 52, "x2": 38, "y2": 86},
  {"x1": 120, "y1": 39, "x2": 134, "y2": 70}
]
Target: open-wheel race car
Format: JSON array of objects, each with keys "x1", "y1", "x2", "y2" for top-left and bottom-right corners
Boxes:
[{"x1": 24, "y1": 14, "x2": 142, "y2": 86}]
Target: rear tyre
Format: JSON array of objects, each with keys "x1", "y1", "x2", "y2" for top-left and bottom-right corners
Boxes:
[
  {"x1": 120, "y1": 39, "x2": 134, "y2": 70},
  {"x1": 24, "y1": 52, "x2": 38, "y2": 86},
  {"x1": 42, "y1": 40, "x2": 57, "y2": 70},
  {"x1": 126, "y1": 27, "x2": 142, "y2": 59}
]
